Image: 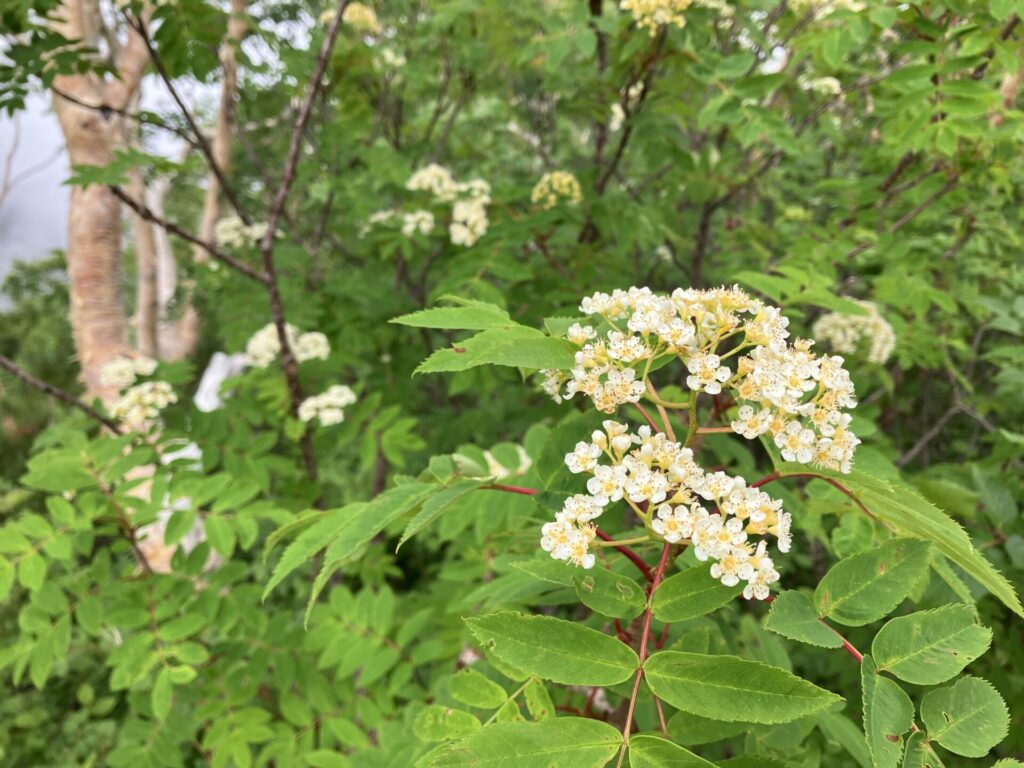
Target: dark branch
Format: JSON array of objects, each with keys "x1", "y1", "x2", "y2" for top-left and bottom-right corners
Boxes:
[{"x1": 0, "y1": 354, "x2": 123, "y2": 433}]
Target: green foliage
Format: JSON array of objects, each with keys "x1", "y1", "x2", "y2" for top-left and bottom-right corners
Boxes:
[
  {"x1": 920, "y1": 676, "x2": 1010, "y2": 758},
  {"x1": 871, "y1": 606, "x2": 992, "y2": 685}
]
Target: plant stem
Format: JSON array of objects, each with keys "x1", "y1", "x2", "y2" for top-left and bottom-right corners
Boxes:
[
  {"x1": 696, "y1": 426, "x2": 732, "y2": 434},
  {"x1": 481, "y1": 483, "x2": 538, "y2": 496},
  {"x1": 751, "y1": 471, "x2": 875, "y2": 519},
  {"x1": 683, "y1": 390, "x2": 700, "y2": 447},
  {"x1": 593, "y1": 535, "x2": 650, "y2": 548},
  {"x1": 596, "y1": 529, "x2": 653, "y2": 582},
  {"x1": 615, "y1": 542, "x2": 672, "y2": 768}
]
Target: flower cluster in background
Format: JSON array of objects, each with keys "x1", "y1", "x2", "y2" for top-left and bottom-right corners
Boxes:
[
  {"x1": 620, "y1": 0, "x2": 692, "y2": 36},
  {"x1": 812, "y1": 300, "x2": 896, "y2": 365},
  {"x1": 391, "y1": 164, "x2": 492, "y2": 247},
  {"x1": 333, "y1": 2, "x2": 381, "y2": 34},
  {"x1": 110, "y1": 381, "x2": 178, "y2": 427},
  {"x1": 298, "y1": 384, "x2": 358, "y2": 426},
  {"x1": 99, "y1": 355, "x2": 157, "y2": 390},
  {"x1": 530, "y1": 171, "x2": 583, "y2": 210},
  {"x1": 543, "y1": 421, "x2": 790, "y2": 599},
  {"x1": 244, "y1": 323, "x2": 330, "y2": 368},
  {"x1": 213, "y1": 216, "x2": 269, "y2": 249}
]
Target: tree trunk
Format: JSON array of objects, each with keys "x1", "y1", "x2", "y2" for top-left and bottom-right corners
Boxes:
[{"x1": 130, "y1": 167, "x2": 160, "y2": 358}]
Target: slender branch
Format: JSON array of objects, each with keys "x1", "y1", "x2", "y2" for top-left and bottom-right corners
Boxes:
[
  {"x1": 256, "y1": 0, "x2": 349, "y2": 483},
  {"x1": 481, "y1": 483, "x2": 538, "y2": 496},
  {"x1": 971, "y1": 15, "x2": 1020, "y2": 79},
  {"x1": 751, "y1": 471, "x2": 874, "y2": 519},
  {"x1": 615, "y1": 543, "x2": 672, "y2": 768},
  {"x1": 896, "y1": 402, "x2": 960, "y2": 468},
  {"x1": 0, "y1": 354, "x2": 123, "y2": 433},
  {"x1": 124, "y1": 12, "x2": 250, "y2": 224},
  {"x1": 109, "y1": 186, "x2": 269, "y2": 284}
]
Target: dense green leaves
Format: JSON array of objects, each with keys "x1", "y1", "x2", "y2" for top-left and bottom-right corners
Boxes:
[
  {"x1": 449, "y1": 669, "x2": 508, "y2": 710},
  {"x1": 422, "y1": 718, "x2": 623, "y2": 767},
  {"x1": 466, "y1": 612, "x2": 639, "y2": 686},
  {"x1": 815, "y1": 538, "x2": 931, "y2": 626},
  {"x1": 574, "y1": 568, "x2": 645, "y2": 619},
  {"x1": 651, "y1": 564, "x2": 744, "y2": 622},
  {"x1": 644, "y1": 651, "x2": 842, "y2": 724},
  {"x1": 872, "y1": 606, "x2": 992, "y2": 685},
  {"x1": 920, "y1": 677, "x2": 1010, "y2": 758}
]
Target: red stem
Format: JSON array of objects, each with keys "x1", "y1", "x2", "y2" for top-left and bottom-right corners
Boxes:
[
  {"x1": 753, "y1": 592, "x2": 863, "y2": 663},
  {"x1": 751, "y1": 471, "x2": 875, "y2": 519},
  {"x1": 596, "y1": 528, "x2": 653, "y2": 582},
  {"x1": 481, "y1": 483, "x2": 538, "y2": 496},
  {"x1": 633, "y1": 402, "x2": 660, "y2": 432}
]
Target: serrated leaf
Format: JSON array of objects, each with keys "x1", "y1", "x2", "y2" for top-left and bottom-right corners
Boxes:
[
  {"x1": 465, "y1": 612, "x2": 638, "y2": 686},
  {"x1": 901, "y1": 730, "x2": 944, "y2": 768},
  {"x1": 920, "y1": 676, "x2": 1009, "y2": 758},
  {"x1": 510, "y1": 558, "x2": 578, "y2": 586},
  {"x1": 449, "y1": 668, "x2": 508, "y2": 709},
  {"x1": 862, "y1": 656, "x2": 915, "y2": 768},
  {"x1": 872, "y1": 605, "x2": 991, "y2": 685},
  {"x1": 628, "y1": 734, "x2": 719, "y2": 767},
  {"x1": 644, "y1": 651, "x2": 842, "y2": 724},
  {"x1": 391, "y1": 303, "x2": 514, "y2": 330},
  {"x1": 765, "y1": 590, "x2": 843, "y2": 648},
  {"x1": 838, "y1": 471, "x2": 1023, "y2": 617},
  {"x1": 651, "y1": 563, "x2": 744, "y2": 622},
  {"x1": 814, "y1": 538, "x2": 930, "y2": 626},
  {"x1": 414, "y1": 328, "x2": 576, "y2": 374},
  {"x1": 413, "y1": 704, "x2": 481, "y2": 742},
  {"x1": 574, "y1": 568, "x2": 645, "y2": 619},
  {"x1": 422, "y1": 717, "x2": 622, "y2": 767},
  {"x1": 398, "y1": 479, "x2": 482, "y2": 548},
  {"x1": 817, "y1": 712, "x2": 872, "y2": 768}
]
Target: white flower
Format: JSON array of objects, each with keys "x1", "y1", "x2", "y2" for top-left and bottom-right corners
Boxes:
[
  {"x1": 401, "y1": 210, "x2": 434, "y2": 236},
  {"x1": 299, "y1": 384, "x2": 358, "y2": 427},
  {"x1": 342, "y1": 2, "x2": 381, "y2": 34},
  {"x1": 652, "y1": 503, "x2": 695, "y2": 543},
  {"x1": 609, "y1": 102, "x2": 626, "y2": 132},
  {"x1": 99, "y1": 356, "x2": 156, "y2": 390},
  {"x1": 531, "y1": 171, "x2": 583, "y2": 210},
  {"x1": 587, "y1": 465, "x2": 628, "y2": 505},
  {"x1": 449, "y1": 197, "x2": 489, "y2": 246},
  {"x1": 566, "y1": 323, "x2": 597, "y2": 345},
  {"x1": 812, "y1": 300, "x2": 895, "y2": 364},
  {"x1": 566, "y1": 440, "x2": 601, "y2": 474},
  {"x1": 214, "y1": 216, "x2": 269, "y2": 249},
  {"x1": 562, "y1": 494, "x2": 606, "y2": 523},
  {"x1": 295, "y1": 332, "x2": 331, "y2": 362},
  {"x1": 110, "y1": 381, "x2": 177, "y2": 427},
  {"x1": 685, "y1": 351, "x2": 731, "y2": 395},
  {"x1": 620, "y1": 0, "x2": 692, "y2": 36}
]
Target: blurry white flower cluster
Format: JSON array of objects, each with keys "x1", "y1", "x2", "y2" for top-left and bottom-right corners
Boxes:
[
  {"x1": 213, "y1": 216, "x2": 269, "y2": 249},
  {"x1": 530, "y1": 171, "x2": 583, "y2": 210},
  {"x1": 99, "y1": 355, "x2": 157, "y2": 391},
  {"x1": 329, "y1": 2, "x2": 380, "y2": 34},
  {"x1": 620, "y1": 0, "x2": 692, "y2": 36},
  {"x1": 298, "y1": 384, "x2": 358, "y2": 426},
  {"x1": 798, "y1": 74, "x2": 842, "y2": 96},
  {"x1": 244, "y1": 323, "x2": 331, "y2": 368},
  {"x1": 542, "y1": 285, "x2": 860, "y2": 474},
  {"x1": 110, "y1": 381, "x2": 178, "y2": 428},
  {"x1": 404, "y1": 164, "x2": 492, "y2": 246},
  {"x1": 812, "y1": 300, "x2": 895, "y2": 364},
  {"x1": 542, "y1": 421, "x2": 790, "y2": 599}
]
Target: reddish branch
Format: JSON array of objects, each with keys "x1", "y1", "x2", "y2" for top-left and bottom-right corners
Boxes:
[
  {"x1": 596, "y1": 528, "x2": 654, "y2": 582},
  {"x1": 751, "y1": 471, "x2": 874, "y2": 519}
]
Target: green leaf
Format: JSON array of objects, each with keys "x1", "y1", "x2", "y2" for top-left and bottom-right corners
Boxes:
[
  {"x1": 644, "y1": 651, "x2": 842, "y2": 724},
  {"x1": 203, "y1": 515, "x2": 236, "y2": 558},
  {"x1": 0, "y1": 557, "x2": 13, "y2": 601},
  {"x1": 18, "y1": 551, "x2": 46, "y2": 592},
  {"x1": 862, "y1": 656, "x2": 915, "y2": 768},
  {"x1": 817, "y1": 712, "x2": 872, "y2": 768},
  {"x1": 263, "y1": 507, "x2": 358, "y2": 598},
  {"x1": 398, "y1": 479, "x2": 483, "y2": 549},
  {"x1": 391, "y1": 303, "x2": 514, "y2": 330},
  {"x1": 872, "y1": 605, "x2": 991, "y2": 685},
  {"x1": 628, "y1": 734, "x2": 719, "y2": 767},
  {"x1": 901, "y1": 730, "x2": 944, "y2": 768},
  {"x1": 422, "y1": 717, "x2": 622, "y2": 767},
  {"x1": 415, "y1": 328, "x2": 576, "y2": 374},
  {"x1": 523, "y1": 678, "x2": 555, "y2": 721},
  {"x1": 920, "y1": 676, "x2": 1009, "y2": 758},
  {"x1": 765, "y1": 591, "x2": 843, "y2": 648},
  {"x1": 574, "y1": 568, "x2": 646, "y2": 620},
  {"x1": 413, "y1": 704, "x2": 481, "y2": 742},
  {"x1": 839, "y1": 471, "x2": 1023, "y2": 617},
  {"x1": 651, "y1": 563, "x2": 744, "y2": 622},
  {"x1": 511, "y1": 559, "x2": 578, "y2": 586},
  {"x1": 151, "y1": 667, "x2": 173, "y2": 721},
  {"x1": 449, "y1": 668, "x2": 508, "y2": 709},
  {"x1": 465, "y1": 612, "x2": 639, "y2": 686},
  {"x1": 667, "y1": 712, "x2": 749, "y2": 746},
  {"x1": 814, "y1": 538, "x2": 930, "y2": 626}
]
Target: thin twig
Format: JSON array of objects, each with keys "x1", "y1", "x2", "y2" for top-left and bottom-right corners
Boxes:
[
  {"x1": 0, "y1": 354, "x2": 122, "y2": 433},
  {"x1": 109, "y1": 186, "x2": 269, "y2": 283}
]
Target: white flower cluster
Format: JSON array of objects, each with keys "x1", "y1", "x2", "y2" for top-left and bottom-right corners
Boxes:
[
  {"x1": 609, "y1": 103, "x2": 626, "y2": 132},
  {"x1": 298, "y1": 384, "x2": 357, "y2": 426},
  {"x1": 542, "y1": 285, "x2": 860, "y2": 473},
  {"x1": 798, "y1": 74, "x2": 842, "y2": 96},
  {"x1": 244, "y1": 323, "x2": 330, "y2": 368},
  {"x1": 530, "y1": 171, "x2": 583, "y2": 210},
  {"x1": 110, "y1": 381, "x2": 178, "y2": 427},
  {"x1": 405, "y1": 164, "x2": 491, "y2": 247},
  {"x1": 342, "y1": 2, "x2": 381, "y2": 34},
  {"x1": 213, "y1": 216, "x2": 269, "y2": 249},
  {"x1": 542, "y1": 421, "x2": 790, "y2": 598},
  {"x1": 376, "y1": 46, "x2": 406, "y2": 70},
  {"x1": 620, "y1": 0, "x2": 692, "y2": 36},
  {"x1": 99, "y1": 356, "x2": 157, "y2": 390},
  {"x1": 812, "y1": 300, "x2": 895, "y2": 365}
]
